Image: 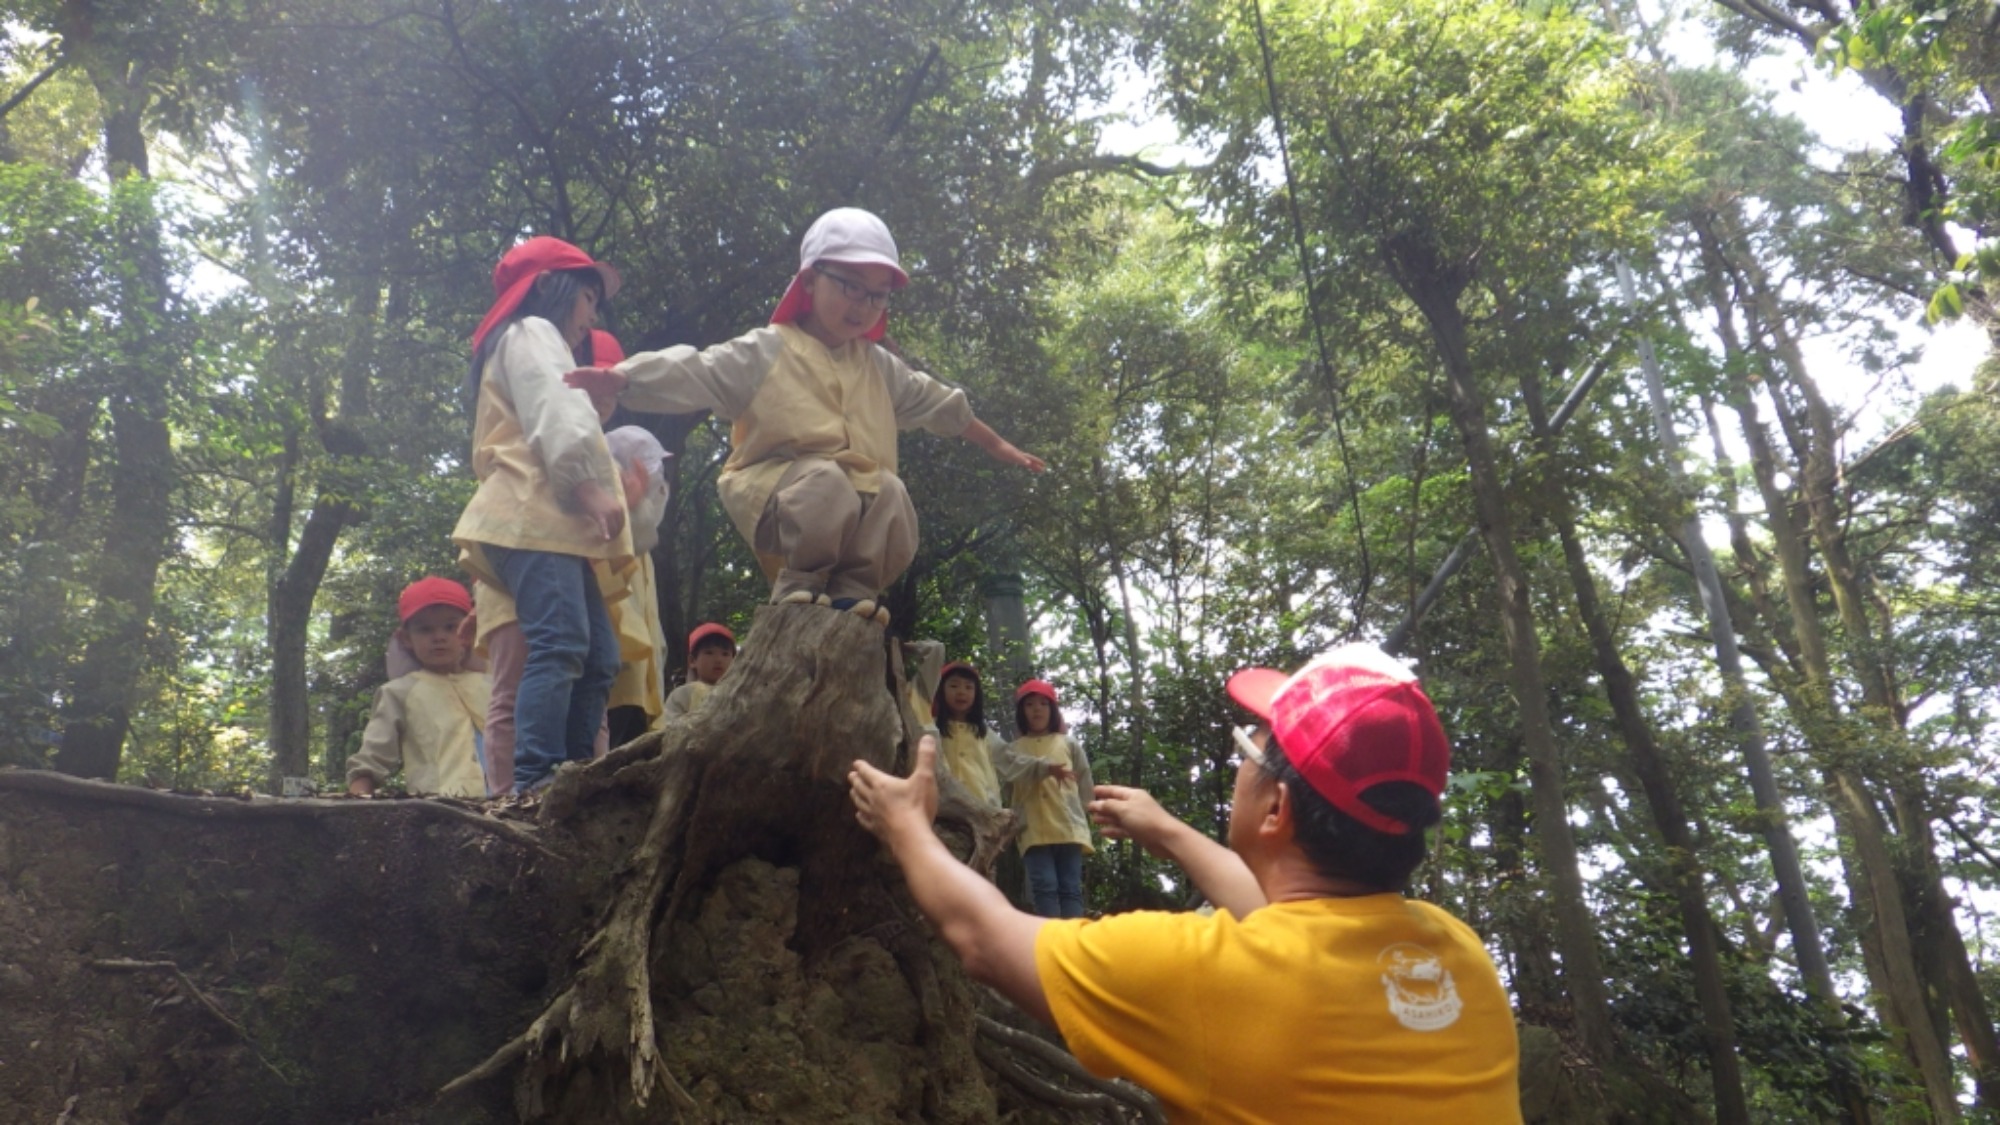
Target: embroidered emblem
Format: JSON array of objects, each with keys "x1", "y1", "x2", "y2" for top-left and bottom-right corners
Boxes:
[{"x1": 1378, "y1": 943, "x2": 1463, "y2": 1031}]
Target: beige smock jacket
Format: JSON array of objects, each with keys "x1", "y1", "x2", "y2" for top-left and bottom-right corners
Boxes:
[
  {"x1": 345, "y1": 671, "x2": 489, "y2": 798},
  {"x1": 452, "y1": 317, "x2": 634, "y2": 584},
  {"x1": 1006, "y1": 733, "x2": 1095, "y2": 854},
  {"x1": 613, "y1": 325, "x2": 972, "y2": 576},
  {"x1": 662, "y1": 680, "x2": 713, "y2": 722},
  {"x1": 938, "y1": 721, "x2": 1010, "y2": 808},
  {"x1": 607, "y1": 553, "x2": 667, "y2": 722}
]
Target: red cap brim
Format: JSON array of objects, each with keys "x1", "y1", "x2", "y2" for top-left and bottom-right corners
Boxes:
[{"x1": 1226, "y1": 668, "x2": 1289, "y2": 721}]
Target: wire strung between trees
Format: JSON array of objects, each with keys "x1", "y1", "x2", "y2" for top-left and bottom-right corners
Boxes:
[{"x1": 1248, "y1": 0, "x2": 1374, "y2": 634}]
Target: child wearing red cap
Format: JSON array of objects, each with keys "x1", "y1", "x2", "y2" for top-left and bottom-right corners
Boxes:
[
  {"x1": 1006, "y1": 680, "x2": 1094, "y2": 918},
  {"x1": 564, "y1": 208, "x2": 1043, "y2": 626},
  {"x1": 663, "y1": 623, "x2": 735, "y2": 721},
  {"x1": 346, "y1": 578, "x2": 489, "y2": 798},
  {"x1": 452, "y1": 238, "x2": 633, "y2": 793}
]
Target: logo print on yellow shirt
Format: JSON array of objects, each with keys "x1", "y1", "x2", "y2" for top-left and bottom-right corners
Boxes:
[{"x1": 1378, "y1": 943, "x2": 1463, "y2": 1031}]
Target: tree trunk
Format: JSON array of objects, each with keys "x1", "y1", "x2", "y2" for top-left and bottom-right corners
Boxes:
[
  {"x1": 52, "y1": 1, "x2": 178, "y2": 782},
  {"x1": 2, "y1": 604, "x2": 1157, "y2": 1123},
  {"x1": 1729, "y1": 231, "x2": 1999, "y2": 1115},
  {"x1": 1407, "y1": 273, "x2": 1619, "y2": 1061},
  {"x1": 1519, "y1": 368, "x2": 1750, "y2": 1124}
]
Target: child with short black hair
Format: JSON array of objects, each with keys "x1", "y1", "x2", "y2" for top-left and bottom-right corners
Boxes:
[
  {"x1": 1006, "y1": 679, "x2": 1094, "y2": 918},
  {"x1": 664, "y1": 623, "x2": 735, "y2": 721},
  {"x1": 346, "y1": 578, "x2": 489, "y2": 798}
]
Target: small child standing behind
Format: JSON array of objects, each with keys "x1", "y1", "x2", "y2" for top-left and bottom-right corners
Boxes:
[
  {"x1": 566, "y1": 208, "x2": 1043, "y2": 625},
  {"x1": 603, "y1": 421, "x2": 672, "y2": 747},
  {"x1": 663, "y1": 623, "x2": 735, "y2": 721},
  {"x1": 452, "y1": 237, "x2": 632, "y2": 794},
  {"x1": 1007, "y1": 679, "x2": 1094, "y2": 918},
  {"x1": 931, "y1": 662, "x2": 1010, "y2": 809},
  {"x1": 347, "y1": 578, "x2": 489, "y2": 798}
]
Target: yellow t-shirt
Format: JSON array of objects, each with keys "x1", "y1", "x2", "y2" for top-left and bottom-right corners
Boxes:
[{"x1": 1034, "y1": 897, "x2": 1522, "y2": 1124}]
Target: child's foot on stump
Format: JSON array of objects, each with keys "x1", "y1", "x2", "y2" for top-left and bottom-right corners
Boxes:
[
  {"x1": 829, "y1": 597, "x2": 890, "y2": 626},
  {"x1": 777, "y1": 590, "x2": 832, "y2": 607}
]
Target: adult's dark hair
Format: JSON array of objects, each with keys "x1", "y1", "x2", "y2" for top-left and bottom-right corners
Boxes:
[
  {"x1": 933, "y1": 667, "x2": 988, "y2": 740},
  {"x1": 1255, "y1": 742, "x2": 1440, "y2": 893},
  {"x1": 462, "y1": 268, "x2": 606, "y2": 414},
  {"x1": 1015, "y1": 693, "x2": 1066, "y2": 735}
]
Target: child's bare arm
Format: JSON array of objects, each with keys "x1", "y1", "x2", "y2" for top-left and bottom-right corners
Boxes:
[{"x1": 961, "y1": 418, "x2": 1046, "y2": 472}]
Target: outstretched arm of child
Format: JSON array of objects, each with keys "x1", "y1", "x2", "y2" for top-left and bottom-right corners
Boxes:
[
  {"x1": 961, "y1": 418, "x2": 1046, "y2": 472},
  {"x1": 565, "y1": 331, "x2": 781, "y2": 421}
]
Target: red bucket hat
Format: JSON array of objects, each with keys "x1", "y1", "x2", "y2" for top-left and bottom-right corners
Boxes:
[
  {"x1": 470, "y1": 236, "x2": 622, "y2": 357},
  {"x1": 769, "y1": 208, "x2": 908, "y2": 344},
  {"x1": 688, "y1": 622, "x2": 736, "y2": 652},
  {"x1": 1014, "y1": 679, "x2": 1058, "y2": 705},
  {"x1": 1226, "y1": 644, "x2": 1449, "y2": 836},
  {"x1": 589, "y1": 329, "x2": 626, "y2": 365},
  {"x1": 397, "y1": 577, "x2": 473, "y2": 624}
]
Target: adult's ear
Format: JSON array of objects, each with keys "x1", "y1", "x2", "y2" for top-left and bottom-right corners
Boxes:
[{"x1": 1258, "y1": 779, "x2": 1298, "y2": 847}]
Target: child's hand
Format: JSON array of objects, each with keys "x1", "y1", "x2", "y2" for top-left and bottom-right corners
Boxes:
[
  {"x1": 572, "y1": 479, "x2": 628, "y2": 543},
  {"x1": 564, "y1": 366, "x2": 627, "y2": 423},
  {"x1": 849, "y1": 735, "x2": 941, "y2": 846},
  {"x1": 1047, "y1": 762, "x2": 1076, "y2": 783},
  {"x1": 1088, "y1": 784, "x2": 1180, "y2": 858},
  {"x1": 989, "y1": 440, "x2": 1046, "y2": 473}
]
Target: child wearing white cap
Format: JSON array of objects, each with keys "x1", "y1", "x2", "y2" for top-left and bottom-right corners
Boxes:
[{"x1": 565, "y1": 208, "x2": 1044, "y2": 625}]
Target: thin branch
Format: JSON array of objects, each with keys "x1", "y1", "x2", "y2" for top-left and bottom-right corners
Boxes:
[
  {"x1": 91, "y1": 958, "x2": 293, "y2": 1085},
  {"x1": 0, "y1": 58, "x2": 64, "y2": 121}
]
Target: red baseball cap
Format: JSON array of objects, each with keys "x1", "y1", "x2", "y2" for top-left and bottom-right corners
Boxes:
[
  {"x1": 1226, "y1": 644, "x2": 1450, "y2": 836},
  {"x1": 470, "y1": 236, "x2": 621, "y2": 357},
  {"x1": 688, "y1": 622, "x2": 735, "y2": 652},
  {"x1": 397, "y1": 577, "x2": 472, "y2": 624},
  {"x1": 769, "y1": 208, "x2": 908, "y2": 344},
  {"x1": 590, "y1": 329, "x2": 626, "y2": 365}
]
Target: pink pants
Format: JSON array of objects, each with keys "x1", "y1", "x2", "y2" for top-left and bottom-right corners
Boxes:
[{"x1": 483, "y1": 622, "x2": 610, "y2": 797}]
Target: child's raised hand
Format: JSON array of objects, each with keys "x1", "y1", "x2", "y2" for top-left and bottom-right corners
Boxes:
[
  {"x1": 564, "y1": 366, "x2": 627, "y2": 423},
  {"x1": 572, "y1": 479, "x2": 628, "y2": 543}
]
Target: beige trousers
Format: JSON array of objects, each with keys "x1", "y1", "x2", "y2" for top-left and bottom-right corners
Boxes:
[{"x1": 755, "y1": 456, "x2": 917, "y2": 602}]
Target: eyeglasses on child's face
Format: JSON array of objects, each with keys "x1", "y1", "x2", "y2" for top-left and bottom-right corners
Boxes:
[{"x1": 814, "y1": 263, "x2": 893, "y2": 309}]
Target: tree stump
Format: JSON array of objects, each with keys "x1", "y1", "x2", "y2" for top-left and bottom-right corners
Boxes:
[{"x1": 1, "y1": 603, "x2": 1147, "y2": 1123}]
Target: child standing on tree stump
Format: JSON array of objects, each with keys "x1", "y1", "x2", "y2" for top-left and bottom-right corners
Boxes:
[
  {"x1": 453, "y1": 237, "x2": 632, "y2": 794},
  {"x1": 1007, "y1": 679, "x2": 1094, "y2": 918},
  {"x1": 565, "y1": 208, "x2": 1043, "y2": 627},
  {"x1": 346, "y1": 578, "x2": 489, "y2": 798}
]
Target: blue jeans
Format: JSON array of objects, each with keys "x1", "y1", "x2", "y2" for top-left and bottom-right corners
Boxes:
[
  {"x1": 483, "y1": 546, "x2": 620, "y2": 793},
  {"x1": 1024, "y1": 844, "x2": 1085, "y2": 919}
]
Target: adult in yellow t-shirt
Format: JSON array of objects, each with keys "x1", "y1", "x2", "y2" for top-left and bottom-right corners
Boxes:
[{"x1": 846, "y1": 644, "x2": 1521, "y2": 1124}]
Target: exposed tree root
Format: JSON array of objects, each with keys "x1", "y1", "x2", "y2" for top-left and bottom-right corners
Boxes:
[
  {"x1": 89, "y1": 958, "x2": 292, "y2": 1086},
  {"x1": 0, "y1": 768, "x2": 553, "y2": 856},
  {"x1": 975, "y1": 1014, "x2": 1166, "y2": 1125}
]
